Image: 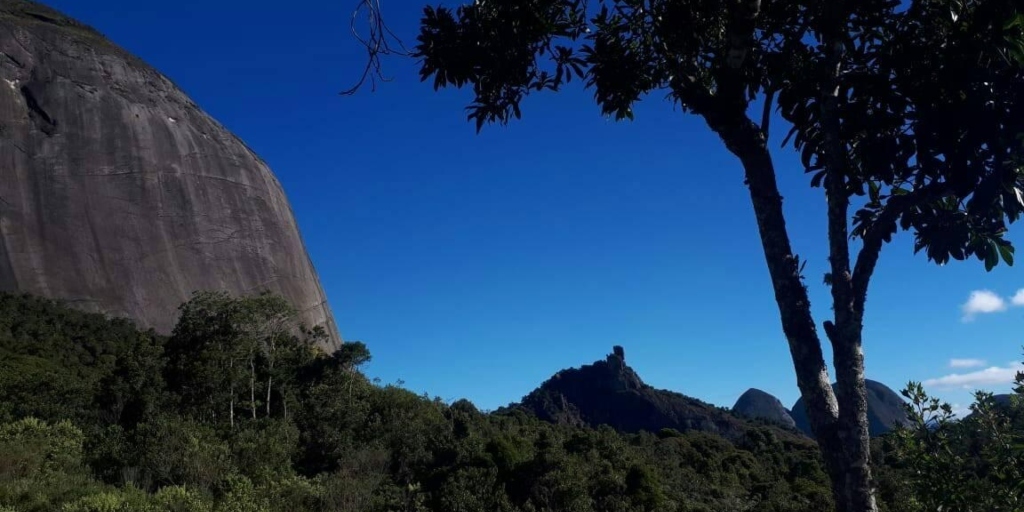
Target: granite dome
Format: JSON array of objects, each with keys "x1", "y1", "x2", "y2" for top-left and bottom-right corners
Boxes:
[{"x1": 0, "y1": 0, "x2": 341, "y2": 349}]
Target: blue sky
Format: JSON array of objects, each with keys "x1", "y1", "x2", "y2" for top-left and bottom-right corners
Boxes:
[{"x1": 46, "y1": 0, "x2": 1023, "y2": 417}]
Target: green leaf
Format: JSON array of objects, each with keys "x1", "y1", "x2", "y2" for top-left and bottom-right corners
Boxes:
[
  {"x1": 1005, "y1": 13, "x2": 1024, "y2": 30},
  {"x1": 985, "y1": 240, "x2": 999, "y2": 271},
  {"x1": 998, "y1": 243, "x2": 1015, "y2": 266}
]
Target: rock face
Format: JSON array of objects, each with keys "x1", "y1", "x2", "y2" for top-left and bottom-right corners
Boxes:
[
  {"x1": 790, "y1": 379, "x2": 911, "y2": 438},
  {"x1": 0, "y1": 1, "x2": 341, "y2": 349},
  {"x1": 501, "y1": 347, "x2": 793, "y2": 442},
  {"x1": 732, "y1": 388, "x2": 797, "y2": 429}
]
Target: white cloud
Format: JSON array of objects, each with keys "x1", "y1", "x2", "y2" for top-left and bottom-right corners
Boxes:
[
  {"x1": 949, "y1": 358, "x2": 986, "y2": 369},
  {"x1": 923, "y1": 361, "x2": 1024, "y2": 389},
  {"x1": 1012, "y1": 289, "x2": 1024, "y2": 307},
  {"x1": 961, "y1": 290, "x2": 1008, "y2": 321}
]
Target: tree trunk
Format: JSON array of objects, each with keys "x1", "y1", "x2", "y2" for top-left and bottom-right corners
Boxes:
[
  {"x1": 229, "y1": 358, "x2": 235, "y2": 429},
  {"x1": 266, "y1": 374, "x2": 273, "y2": 418},
  {"x1": 266, "y1": 335, "x2": 275, "y2": 418},
  {"x1": 702, "y1": 110, "x2": 876, "y2": 512},
  {"x1": 826, "y1": 324, "x2": 875, "y2": 512},
  {"x1": 817, "y1": 7, "x2": 878, "y2": 507},
  {"x1": 250, "y1": 355, "x2": 257, "y2": 420}
]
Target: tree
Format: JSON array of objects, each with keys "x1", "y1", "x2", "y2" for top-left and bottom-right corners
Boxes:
[
  {"x1": 230, "y1": 293, "x2": 299, "y2": 419},
  {"x1": 164, "y1": 291, "x2": 318, "y2": 427},
  {"x1": 878, "y1": 364, "x2": 1024, "y2": 511},
  {"x1": 344, "y1": 1, "x2": 1024, "y2": 510},
  {"x1": 335, "y1": 341, "x2": 372, "y2": 371},
  {"x1": 165, "y1": 291, "x2": 250, "y2": 428}
]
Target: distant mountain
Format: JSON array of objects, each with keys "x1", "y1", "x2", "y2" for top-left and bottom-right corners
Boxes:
[
  {"x1": 732, "y1": 388, "x2": 797, "y2": 429},
  {"x1": 992, "y1": 394, "x2": 1014, "y2": 408},
  {"x1": 790, "y1": 379, "x2": 911, "y2": 437},
  {"x1": 959, "y1": 394, "x2": 1017, "y2": 421},
  {"x1": 499, "y1": 346, "x2": 796, "y2": 442}
]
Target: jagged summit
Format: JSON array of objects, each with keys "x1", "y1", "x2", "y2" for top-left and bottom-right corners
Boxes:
[
  {"x1": 0, "y1": 1, "x2": 341, "y2": 349},
  {"x1": 732, "y1": 388, "x2": 797, "y2": 429},
  {"x1": 501, "y1": 347, "x2": 797, "y2": 441}
]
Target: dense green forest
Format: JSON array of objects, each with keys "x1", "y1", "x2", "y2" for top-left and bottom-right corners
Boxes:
[{"x1": 0, "y1": 292, "x2": 1021, "y2": 511}]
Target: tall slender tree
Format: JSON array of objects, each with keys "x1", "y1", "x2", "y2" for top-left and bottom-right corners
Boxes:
[
  {"x1": 343, "y1": 2, "x2": 1024, "y2": 510},
  {"x1": 165, "y1": 291, "x2": 312, "y2": 426}
]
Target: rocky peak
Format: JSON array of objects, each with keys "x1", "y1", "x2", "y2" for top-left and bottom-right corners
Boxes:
[
  {"x1": 732, "y1": 388, "x2": 797, "y2": 429},
  {"x1": 503, "y1": 347, "x2": 789, "y2": 442},
  {"x1": 612, "y1": 344, "x2": 625, "y2": 360},
  {"x1": 599, "y1": 346, "x2": 640, "y2": 391}
]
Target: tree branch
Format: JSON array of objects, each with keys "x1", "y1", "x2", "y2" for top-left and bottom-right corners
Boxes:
[
  {"x1": 341, "y1": 0, "x2": 409, "y2": 96},
  {"x1": 803, "y1": 5, "x2": 880, "y2": 510},
  {"x1": 669, "y1": 73, "x2": 717, "y2": 116},
  {"x1": 760, "y1": 88, "x2": 775, "y2": 139},
  {"x1": 715, "y1": 0, "x2": 762, "y2": 112},
  {"x1": 820, "y1": 25, "x2": 853, "y2": 335},
  {"x1": 851, "y1": 181, "x2": 954, "y2": 315},
  {"x1": 700, "y1": 104, "x2": 840, "y2": 442}
]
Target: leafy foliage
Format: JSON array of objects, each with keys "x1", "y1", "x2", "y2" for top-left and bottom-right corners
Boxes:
[
  {"x1": 0, "y1": 293, "x2": 165, "y2": 430},
  {"x1": 4, "y1": 291, "x2": 1022, "y2": 510},
  {"x1": 0, "y1": 291, "x2": 837, "y2": 511},
  {"x1": 413, "y1": 0, "x2": 1024, "y2": 269},
  {"x1": 874, "y1": 370, "x2": 1024, "y2": 512}
]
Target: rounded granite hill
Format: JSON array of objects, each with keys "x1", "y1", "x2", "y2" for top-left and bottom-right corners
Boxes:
[
  {"x1": 732, "y1": 388, "x2": 797, "y2": 429},
  {"x1": 790, "y1": 379, "x2": 911, "y2": 438},
  {"x1": 0, "y1": 1, "x2": 341, "y2": 349}
]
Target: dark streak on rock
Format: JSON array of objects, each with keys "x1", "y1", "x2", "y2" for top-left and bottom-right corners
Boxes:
[
  {"x1": 23, "y1": 12, "x2": 58, "y2": 25},
  {"x1": 19, "y1": 84, "x2": 56, "y2": 135}
]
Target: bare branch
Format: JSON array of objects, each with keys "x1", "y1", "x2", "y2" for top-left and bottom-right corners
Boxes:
[
  {"x1": 341, "y1": 0, "x2": 410, "y2": 96},
  {"x1": 715, "y1": 0, "x2": 762, "y2": 113},
  {"x1": 760, "y1": 88, "x2": 775, "y2": 139},
  {"x1": 820, "y1": 10, "x2": 853, "y2": 334},
  {"x1": 850, "y1": 181, "x2": 955, "y2": 314}
]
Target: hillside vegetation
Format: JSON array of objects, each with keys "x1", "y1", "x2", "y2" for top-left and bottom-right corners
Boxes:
[{"x1": 0, "y1": 291, "x2": 1021, "y2": 512}]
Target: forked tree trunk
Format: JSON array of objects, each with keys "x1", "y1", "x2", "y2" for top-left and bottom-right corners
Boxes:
[
  {"x1": 817, "y1": 7, "x2": 878, "y2": 508},
  {"x1": 703, "y1": 110, "x2": 877, "y2": 512},
  {"x1": 828, "y1": 327, "x2": 875, "y2": 512}
]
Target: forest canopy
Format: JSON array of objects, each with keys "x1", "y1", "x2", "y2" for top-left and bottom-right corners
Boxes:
[{"x1": 0, "y1": 291, "x2": 1021, "y2": 511}]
